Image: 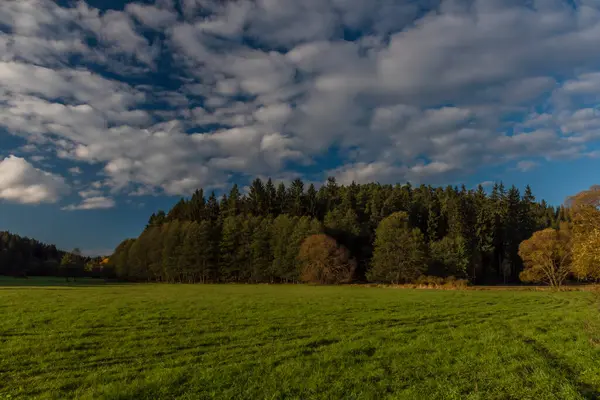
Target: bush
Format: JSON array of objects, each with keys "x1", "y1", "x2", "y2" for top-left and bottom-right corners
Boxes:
[
  {"x1": 298, "y1": 234, "x2": 356, "y2": 284},
  {"x1": 415, "y1": 275, "x2": 468, "y2": 289}
]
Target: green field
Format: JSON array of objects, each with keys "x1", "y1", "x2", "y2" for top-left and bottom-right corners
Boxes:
[{"x1": 1, "y1": 278, "x2": 600, "y2": 399}]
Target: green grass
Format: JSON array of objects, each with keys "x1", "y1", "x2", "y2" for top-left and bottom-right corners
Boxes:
[{"x1": 1, "y1": 278, "x2": 600, "y2": 399}]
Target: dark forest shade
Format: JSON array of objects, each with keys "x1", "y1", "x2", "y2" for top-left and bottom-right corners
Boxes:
[{"x1": 111, "y1": 179, "x2": 570, "y2": 284}]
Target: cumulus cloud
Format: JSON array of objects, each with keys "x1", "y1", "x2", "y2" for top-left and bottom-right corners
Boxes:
[
  {"x1": 0, "y1": 156, "x2": 69, "y2": 204},
  {"x1": 2, "y1": 0, "x2": 600, "y2": 197}
]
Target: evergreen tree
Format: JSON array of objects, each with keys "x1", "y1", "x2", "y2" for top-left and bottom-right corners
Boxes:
[
  {"x1": 367, "y1": 212, "x2": 427, "y2": 283},
  {"x1": 288, "y1": 178, "x2": 305, "y2": 216},
  {"x1": 265, "y1": 178, "x2": 277, "y2": 215},
  {"x1": 250, "y1": 217, "x2": 273, "y2": 282},
  {"x1": 225, "y1": 184, "x2": 241, "y2": 218},
  {"x1": 161, "y1": 221, "x2": 186, "y2": 282},
  {"x1": 167, "y1": 199, "x2": 188, "y2": 221},
  {"x1": 220, "y1": 215, "x2": 242, "y2": 282},
  {"x1": 206, "y1": 192, "x2": 220, "y2": 223},
  {"x1": 275, "y1": 182, "x2": 288, "y2": 215},
  {"x1": 188, "y1": 189, "x2": 206, "y2": 222},
  {"x1": 270, "y1": 214, "x2": 297, "y2": 282},
  {"x1": 305, "y1": 183, "x2": 319, "y2": 218},
  {"x1": 248, "y1": 178, "x2": 266, "y2": 216}
]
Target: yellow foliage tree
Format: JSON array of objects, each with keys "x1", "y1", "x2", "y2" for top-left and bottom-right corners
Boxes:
[
  {"x1": 566, "y1": 186, "x2": 600, "y2": 281},
  {"x1": 518, "y1": 228, "x2": 571, "y2": 288}
]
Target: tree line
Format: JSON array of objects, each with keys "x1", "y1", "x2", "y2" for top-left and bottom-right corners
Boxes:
[
  {"x1": 109, "y1": 178, "x2": 571, "y2": 284},
  {"x1": 0, "y1": 231, "x2": 109, "y2": 279},
  {"x1": 0, "y1": 231, "x2": 64, "y2": 276}
]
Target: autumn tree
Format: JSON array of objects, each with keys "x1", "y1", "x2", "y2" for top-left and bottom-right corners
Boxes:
[
  {"x1": 298, "y1": 234, "x2": 355, "y2": 284},
  {"x1": 367, "y1": 212, "x2": 428, "y2": 283},
  {"x1": 566, "y1": 186, "x2": 600, "y2": 281},
  {"x1": 518, "y1": 228, "x2": 571, "y2": 288}
]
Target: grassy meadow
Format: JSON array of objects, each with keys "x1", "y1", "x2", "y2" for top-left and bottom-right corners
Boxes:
[{"x1": 1, "y1": 278, "x2": 600, "y2": 399}]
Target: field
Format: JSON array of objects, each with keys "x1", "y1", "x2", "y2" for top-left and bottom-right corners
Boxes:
[{"x1": 1, "y1": 278, "x2": 600, "y2": 399}]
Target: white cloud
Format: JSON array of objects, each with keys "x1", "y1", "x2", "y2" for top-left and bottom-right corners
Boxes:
[
  {"x1": 62, "y1": 196, "x2": 115, "y2": 211},
  {"x1": 3, "y1": 0, "x2": 600, "y2": 195},
  {"x1": 0, "y1": 156, "x2": 69, "y2": 204},
  {"x1": 126, "y1": 3, "x2": 178, "y2": 30},
  {"x1": 330, "y1": 162, "x2": 406, "y2": 185},
  {"x1": 516, "y1": 160, "x2": 539, "y2": 172}
]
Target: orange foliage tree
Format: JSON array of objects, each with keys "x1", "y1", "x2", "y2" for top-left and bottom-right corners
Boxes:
[{"x1": 298, "y1": 234, "x2": 356, "y2": 284}]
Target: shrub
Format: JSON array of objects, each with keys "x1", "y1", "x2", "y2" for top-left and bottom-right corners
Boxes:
[{"x1": 414, "y1": 275, "x2": 468, "y2": 289}]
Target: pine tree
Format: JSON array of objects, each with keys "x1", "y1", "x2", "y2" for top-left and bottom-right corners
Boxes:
[
  {"x1": 288, "y1": 179, "x2": 305, "y2": 216},
  {"x1": 188, "y1": 189, "x2": 206, "y2": 222},
  {"x1": 505, "y1": 186, "x2": 522, "y2": 281},
  {"x1": 178, "y1": 222, "x2": 202, "y2": 283},
  {"x1": 275, "y1": 182, "x2": 288, "y2": 215},
  {"x1": 270, "y1": 214, "x2": 296, "y2": 282},
  {"x1": 225, "y1": 184, "x2": 241, "y2": 218},
  {"x1": 250, "y1": 217, "x2": 273, "y2": 282},
  {"x1": 161, "y1": 220, "x2": 186, "y2": 282},
  {"x1": 474, "y1": 185, "x2": 494, "y2": 283},
  {"x1": 220, "y1": 215, "x2": 241, "y2": 282},
  {"x1": 206, "y1": 192, "x2": 220, "y2": 223},
  {"x1": 167, "y1": 199, "x2": 188, "y2": 221},
  {"x1": 248, "y1": 178, "x2": 266, "y2": 215},
  {"x1": 265, "y1": 178, "x2": 277, "y2": 215},
  {"x1": 305, "y1": 183, "x2": 318, "y2": 218}
]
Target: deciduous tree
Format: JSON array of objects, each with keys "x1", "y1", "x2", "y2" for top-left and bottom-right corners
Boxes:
[
  {"x1": 367, "y1": 212, "x2": 427, "y2": 283},
  {"x1": 298, "y1": 234, "x2": 355, "y2": 284},
  {"x1": 518, "y1": 228, "x2": 571, "y2": 288}
]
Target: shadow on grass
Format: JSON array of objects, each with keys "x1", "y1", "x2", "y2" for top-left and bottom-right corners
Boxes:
[
  {"x1": 517, "y1": 333, "x2": 600, "y2": 400},
  {"x1": 0, "y1": 276, "x2": 132, "y2": 288}
]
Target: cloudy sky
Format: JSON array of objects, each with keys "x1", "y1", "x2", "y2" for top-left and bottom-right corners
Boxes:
[{"x1": 2, "y1": 0, "x2": 600, "y2": 254}]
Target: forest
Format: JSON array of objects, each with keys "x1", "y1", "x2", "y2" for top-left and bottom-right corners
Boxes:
[
  {"x1": 0, "y1": 231, "x2": 99, "y2": 278},
  {"x1": 107, "y1": 178, "x2": 572, "y2": 284},
  {"x1": 0, "y1": 231, "x2": 64, "y2": 276}
]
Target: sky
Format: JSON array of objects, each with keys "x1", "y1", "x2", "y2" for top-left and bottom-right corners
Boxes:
[{"x1": 2, "y1": 0, "x2": 600, "y2": 255}]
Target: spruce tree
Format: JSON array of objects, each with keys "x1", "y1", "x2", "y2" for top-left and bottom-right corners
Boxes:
[
  {"x1": 220, "y1": 215, "x2": 241, "y2": 282},
  {"x1": 367, "y1": 212, "x2": 427, "y2": 284}
]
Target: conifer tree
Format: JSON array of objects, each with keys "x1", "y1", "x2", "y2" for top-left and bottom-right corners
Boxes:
[
  {"x1": 220, "y1": 215, "x2": 241, "y2": 282},
  {"x1": 368, "y1": 212, "x2": 427, "y2": 283}
]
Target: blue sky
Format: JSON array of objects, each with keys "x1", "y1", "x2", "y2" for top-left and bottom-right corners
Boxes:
[{"x1": 2, "y1": 0, "x2": 600, "y2": 255}]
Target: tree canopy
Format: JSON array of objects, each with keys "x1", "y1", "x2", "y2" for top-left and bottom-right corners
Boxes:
[
  {"x1": 298, "y1": 234, "x2": 355, "y2": 284},
  {"x1": 107, "y1": 179, "x2": 566, "y2": 284},
  {"x1": 518, "y1": 228, "x2": 572, "y2": 288},
  {"x1": 367, "y1": 212, "x2": 428, "y2": 284}
]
